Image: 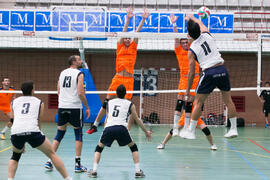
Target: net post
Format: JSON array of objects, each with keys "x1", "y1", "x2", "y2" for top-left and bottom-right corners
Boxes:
[
  {"x1": 139, "y1": 68, "x2": 144, "y2": 119},
  {"x1": 257, "y1": 34, "x2": 262, "y2": 96}
]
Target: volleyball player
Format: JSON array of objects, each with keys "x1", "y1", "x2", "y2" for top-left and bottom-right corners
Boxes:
[
  {"x1": 259, "y1": 81, "x2": 270, "y2": 127},
  {"x1": 0, "y1": 77, "x2": 15, "y2": 140},
  {"x1": 184, "y1": 14, "x2": 238, "y2": 139},
  {"x1": 8, "y1": 80, "x2": 72, "y2": 180},
  {"x1": 87, "y1": 85, "x2": 152, "y2": 178},
  {"x1": 45, "y1": 55, "x2": 90, "y2": 172},
  {"x1": 86, "y1": 8, "x2": 149, "y2": 134}
]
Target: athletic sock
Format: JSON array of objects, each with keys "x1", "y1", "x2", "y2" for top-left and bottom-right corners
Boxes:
[
  {"x1": 135, "y1": 163, "x2": 140, "y2": 172},
  {"x1": 184, "y1": 113, "x2": 191, "y2": 129},
  {"x1": 64, "y1": 176, "x2": 72, "y2": 180},
  {"x1": 189, "y1": 120, "x2": 197, "y2": 132},
  {"x1": 173, "y1": 114, "x2": 180, "y2": 128},
  {"x1": 229, "y1": 117, "x2": 237, "y2": 130},
  {"x1": 8, "y1": 178, "x2": 14, "y2": 180},
  {"x1": 1, "y1": 126, "x2": 8, "y2": 134},
  {"x1": 93, "y1": 163, "x2": 98, "y2": 172},
  {"x1": 75, "y1": 156, "x2": 81, "y2": 166}
]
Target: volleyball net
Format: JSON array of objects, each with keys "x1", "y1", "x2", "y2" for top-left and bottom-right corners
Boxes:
[{"x1": 0, "y1": 31, "x2": 270, "y2": 125}]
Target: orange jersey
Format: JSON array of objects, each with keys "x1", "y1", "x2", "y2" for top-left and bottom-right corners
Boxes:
[
  {"x1": 178, "y1": 112, "x2": 205, "y2": 127},
  {"x1": 175, "y1": 45, "x2": 200, "y2": 76},
  {"x1": 116, "y1": 41, "x2": 138, "y2": 75},
  {"x1": 0, "y1": 87, "x2": 14, "y2": 113}
]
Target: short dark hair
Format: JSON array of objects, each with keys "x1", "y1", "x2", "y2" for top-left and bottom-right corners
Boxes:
[
  {"x1": 68, "y1": 55, "x2": 78, "y2": 66},
  {"x1": 187, "y1": 19, "x2": 201, "y2": 40},
  {"x1": 1, "y1": 76, "x2": 9, "y2": 82},
  {"x1": 116, "y1": 84, "x2": 126, "y2": 99},
  {"x1": 21, "y1": 80, "x2": 34, "y2": 96}
]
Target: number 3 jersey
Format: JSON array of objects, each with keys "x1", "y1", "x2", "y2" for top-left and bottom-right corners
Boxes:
[
  {"x1": 105, "y1": 98, "x2": 133, "y2": 128},
  {"x1": 11, "y1": 96, "x2": 42, "y2": 135},
  {"x1": 58, "y1": 68, "x2": 83, "y2": 109},
  {"x1": 190, "y1": 32, "x2": 224, "y2": 71}
]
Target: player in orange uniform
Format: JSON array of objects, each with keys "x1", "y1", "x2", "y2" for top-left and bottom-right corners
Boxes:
[
  {"x1": 0, "y1": 77, "x2": 15, "y2": 140},
  {"x1": 86, "y1": 8, "x2": 149, "y2": 134}
]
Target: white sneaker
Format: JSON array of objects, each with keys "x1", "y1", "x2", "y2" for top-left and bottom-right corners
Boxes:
[
  {"x1": 210, "y1": 144, "x2": 217, "y2": 151},
  {"x1": 179, "y1": 128, "x2": 187, "y2": 138},
  {"x1": 156, "y1": 143, "x2": 165, "y2": 149},
  {"x1": 172, "y1": 128, "x2": 179, "y2": 137},
  {"x1": 183, "y1": 130, "x2": 196, "y2": 139},
  {"x1": 224, "y1": 129, "x2": 238, "y2": 138}
]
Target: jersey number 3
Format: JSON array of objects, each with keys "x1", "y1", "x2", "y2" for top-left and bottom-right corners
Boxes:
[
  {"x1": 201, "y1": 41, "x2": 211, "y2": 56},
  {"x1": 21, "y1": 103, "x2": 30, "y2": 114}
]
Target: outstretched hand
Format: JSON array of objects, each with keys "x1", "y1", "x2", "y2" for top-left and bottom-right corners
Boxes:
[
  {"x1": 170, "y1": 14, "x2": 178, "y2": 24},
  {"x1": 126, "y1": 7, "x2": 134, "y2": 18},
  {"x1": 185, "y1": 13, "x2": 195, "y2": 21},
  {"x1": 142, "y1": 8, "x2": 149, "y2": 19},
  {"x1": 145, "y1": 130, "x2": 152, "y2": 141}
]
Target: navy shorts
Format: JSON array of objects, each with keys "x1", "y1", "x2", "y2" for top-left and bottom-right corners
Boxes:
[
  {"x1": 100, "y1": 125, "x2": 133, "y2": 147},
  {"x1": 58, "y1": 108, "x2": 83, "y2": 128},
  {"x1": 11, "y1": 132, "x2": 45, "y2": 150},
  {"x1": 263, "y1": 106, "x2": 270, "y2": 117},
  {"x1": 196, "y1": 65, "x2": 231, "y2": 94}
]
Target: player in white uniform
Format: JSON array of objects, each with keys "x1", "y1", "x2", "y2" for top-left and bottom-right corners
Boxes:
[
  {"x1": 183, "y1": 14, "x2": 238, "y2": 139},
  {"x1": 8, "y1": 80, "x2": 72, "y2": 180},
  {"x1": 87, "y1": 85, "x2": 152, "y2": 178},
  {"x1": 45, "y1": 55, "x2": 90, "y2": 172}
]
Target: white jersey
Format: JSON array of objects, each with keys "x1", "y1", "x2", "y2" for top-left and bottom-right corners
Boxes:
[
  {"x1": 105, "y1": 98, "x2": 133, "y2": 128},
  {"x1": 190, "y1": 32, "x2": 224, "y2": 71},
  {"x1": 11, "y1": 96, "x2": 42, "y2": 135},
  {"x1": 58, "y1": 68, "x2": 83, "y2": 109}
]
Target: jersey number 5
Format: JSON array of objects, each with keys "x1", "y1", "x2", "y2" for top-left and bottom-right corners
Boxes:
[
  {"x1": 112, "y1": 105, "x2": 120, "y2": 117},
  {"x1": 201, "y1": 41, "x2": 211, "y2": 56}
]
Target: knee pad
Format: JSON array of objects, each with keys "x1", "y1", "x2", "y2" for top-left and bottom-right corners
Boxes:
[
  {"x1": 169, "y1": 129, "x2": 173, "y2": 135},
  {"x1": 102, "y1": 98, "x2": 109, "y2": 109},
  {"x1": 175, "y1": 100, "x2": 184, "y2": 112},
  {"x1": 130, "y1": 143, "x2": 138, "y2": 152},
  {"x1": 184, "y1": 102, "x2": 193, "y2": 113},
  {"x1": 74, "y1": 128, "x2": 83, "y2": 142},
  {"x1": 54, "y1": 129, "x2": 66, "y2": 142},
  {"x1": 201, "y1": 104, "x2": 205, "y2": 111},
  {"x1": 202, "y1": 127, "x2": 211, "y2": 136},
  {"x1": 11, "y1": 152, "x2": 22, "y2": 162},
  {"x1": 95, "y1": 145, "x2": 104, "y2": 153}
]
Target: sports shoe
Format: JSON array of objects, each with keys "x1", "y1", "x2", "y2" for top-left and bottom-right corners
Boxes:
[
  {"x1": 172, "y1": 128, "x2": 179, "y2": 136},
  {"x1": 181, "y1": 129, "x2": 196, "y2": 139},
  {"x1": 265, "y1": 124, "x2": 269, "y2": 128},
  {"x1": 224, "y1": 129, "x2": 238, "y2": 138},
  {"x1": 0, "y1": 133, "x2": 5, "y2": 140},
  {"x1": 135, "y1": 169, "x2": 145, "y2": 178},
  {"x1": 156, "y1": 143, "x2": 165, "y2": 149},
  {"x1": 87, "y1": 169, "x2": 97, "y2": 178},
  {"x1": 44, "y1": 161, "x2": 53, "y2": 170},
  {"x1": 210, "y1": 144, "x2": 217, "y2": 151},
  {"x1": 75, "y1": 165, "x2": 87, "y2": 173},
  {"x1": 179, "y1": 128, "x2": 188, "y2": 138}
]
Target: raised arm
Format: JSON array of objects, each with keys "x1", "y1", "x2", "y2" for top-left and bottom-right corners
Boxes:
[
  {"x1": 119, "y1": 7, "x2": 134, "y2": 45},
  {"x1": 186, "y1": 14, "x2": 209, "y2": 33},
  {"x1": 185, "y1": 50, "x2": 196, "y2": 99},
  {"x1": 77, "y1": 73, "x2": 90, "y2": 119},
  {"x1": 170, "y1": 14, "x2": 180, "y2": 48},
  {"x1": 133, "y1": 8, "x2": 149, "y2": 44},
  {"x1": 130, "y1": 104, "x2": 152, "y2": 140}
]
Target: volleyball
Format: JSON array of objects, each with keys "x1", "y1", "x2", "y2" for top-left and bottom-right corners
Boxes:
[{"x1": 198, "y1": 6, "x2": 210, "y2": 19}]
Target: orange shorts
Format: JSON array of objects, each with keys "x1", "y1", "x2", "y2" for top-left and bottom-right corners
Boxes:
[
  {"x1": 178, "y1": 75, "x2": 199, "y2": 96},
  {"x1": 108, "y1": 74, "x2": 134, "y2": 100},
  {"x1": 178, "y1": 112, "x2": 205, "y2": 127},
  {"x1": 0, "y1": 106, "x2": 11, "y2": 114}
]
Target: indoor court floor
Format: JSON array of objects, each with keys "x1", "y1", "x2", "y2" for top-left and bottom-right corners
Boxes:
[{"x1": 0, "y1": 122, "x2": 270, "y2": 180}]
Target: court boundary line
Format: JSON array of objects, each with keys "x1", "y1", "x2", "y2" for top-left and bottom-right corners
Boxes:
[
  {"x1": 248, "y1": 138, "x2": 270, "y2": 154},
  {"x1": 224, "y1": 139, "x2": 268, "y2": 180},
  {"x1": 0, "y1": 146, "x2": 12, "y2": 153}
]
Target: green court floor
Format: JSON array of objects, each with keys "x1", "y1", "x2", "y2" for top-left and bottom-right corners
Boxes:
[{"x1": 0, "y1": 122, "x2": 270, "y2": 180}]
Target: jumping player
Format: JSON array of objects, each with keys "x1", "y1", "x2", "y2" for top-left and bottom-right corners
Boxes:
[
  {"x1": 259, "y1": 81, "x2": 270, "y2": 127},
  {"x1": 184, "y1": 14, "x2": 238, "y2": 139},
  {"x1": 86, "y1": 8, "x2": 149, "y2": 134}
]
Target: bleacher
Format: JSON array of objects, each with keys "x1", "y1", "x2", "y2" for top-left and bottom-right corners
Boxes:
[{"x1": 0, "y1": 0, "x2": 270, "y2": 33}]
